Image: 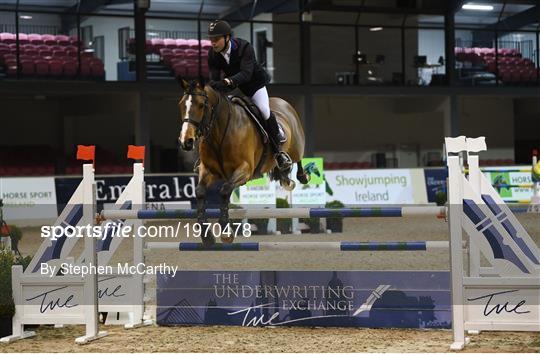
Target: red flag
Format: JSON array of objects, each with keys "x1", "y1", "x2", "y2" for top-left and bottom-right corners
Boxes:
[
  {"x1": 76, "y1": 145, "x2": 95, "y2": 162},
  {"x1": 127, "y1": 145, "x2": 145, "y2": 161}
]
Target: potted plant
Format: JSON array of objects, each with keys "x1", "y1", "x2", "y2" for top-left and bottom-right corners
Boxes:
[
  {"x1": 325, "y1": 200, "x2": 345, "y2": 233},
  {"x1": 0, "y1": 249, "x2": 16, "y2": 337},
  {"x1": 276, "y1": 198, "x2": 291, "y2": 234},
  {"x1": 300, "y1": 217, "x2": 321, "y2": 234}
]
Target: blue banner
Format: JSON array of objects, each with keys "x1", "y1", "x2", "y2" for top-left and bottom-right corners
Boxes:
[
  {"x1": 55, "y1": 174, "x2": 202, "y2": 213},
  {"x1": 157, "y1": 271, "x2": 451, "y2": 329},
  {"x1": 423, "y1": 168, "x2": 447, "y2": 204}
]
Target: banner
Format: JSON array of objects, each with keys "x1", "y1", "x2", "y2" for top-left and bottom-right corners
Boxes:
[
  {"x1": 424, "y1": 168, "x2": 447, "y2": 204},
  {"x1": 324, "y1": 169, "x2": 414, "y2": 205},
  {"x1": 0, "y1": 177, "x2": 57, "y2": 221},
  {"x1": 55, "y1": 174, "x2": 199, "y2": 213},
  {"x1": 157, "y1": 270, "x2": 451, "y2": 329},
  {"x1": 291, "y1": 158, "x2": 326, "y2": 206},
  {"x1": 231, "y1": 175, "x2": 276, "y2": 206},
  {"x1": 482, "y1": 167, "x2": 533, "y2": 202}
]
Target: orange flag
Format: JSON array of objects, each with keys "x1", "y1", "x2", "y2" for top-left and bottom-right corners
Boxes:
[
  {"x1": 127, "y1": 145, "x2": 145, "y2": 161},
  {"x1": 76, "y1": 145, "x2": 95, "y2": 162}
]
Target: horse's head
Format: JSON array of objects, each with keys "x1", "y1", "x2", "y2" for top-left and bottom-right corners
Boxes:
[{"x1": 178, "y1": 79, "x2": 213, "y2": 151}]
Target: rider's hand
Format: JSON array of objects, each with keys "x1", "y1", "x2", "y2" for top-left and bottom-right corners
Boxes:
[{"x1": 209, "y1": 80, "x2": 228, "y2": 91}]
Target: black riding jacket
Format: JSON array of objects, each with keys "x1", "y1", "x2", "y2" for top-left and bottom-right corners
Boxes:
[{"x1": 208, "y1": 38, "x2": 268, "y2": 97}]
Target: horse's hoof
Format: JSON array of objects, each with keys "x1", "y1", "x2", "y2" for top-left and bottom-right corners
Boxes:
[
  {"x1": 201, "y1": 234, "x2": 216, "y2": 248},
  {"x1": 281, "y1": 179, "x2": 296, "y2": 191},
  {"x1": 220, "y1": 234, "x2": 235, "y2": 244},
  {"x1": 297, "y1": 173, "x2": 310, "y2": 184}
]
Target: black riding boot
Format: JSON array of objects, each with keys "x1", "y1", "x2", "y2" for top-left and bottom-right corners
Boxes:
[{"x1": 266, "y1": 112, "x2": 292, "y2": 171}]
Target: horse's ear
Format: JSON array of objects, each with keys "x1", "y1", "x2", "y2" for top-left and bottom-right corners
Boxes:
[{"x1": 178, "y1": 77, "x2": 189, "y2": 91}]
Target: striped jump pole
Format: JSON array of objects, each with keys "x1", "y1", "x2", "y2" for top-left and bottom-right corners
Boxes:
[
  {"x1": 494, "y1": 184, "x2": 534, "y2": 188},
  {"x1": 102, "y1": 206, "x2": 447, "y2": 220},
  {"x1": 145, "y1": 241, "x2": 452, "y2": 251}
]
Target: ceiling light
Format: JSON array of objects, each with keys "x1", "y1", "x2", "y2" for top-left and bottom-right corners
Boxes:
[
  {"x1": 462, "y1": 3, "x2": 494, "y2": 11},
  {"x1": 369, "y1": 27, "x2": 383, "y2": 32},
  {"x1": 20, "y1": 15, "x2": 32, "y2": 20}
]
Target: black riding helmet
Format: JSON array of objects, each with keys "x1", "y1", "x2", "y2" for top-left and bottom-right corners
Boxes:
[{"x1": 207, "y1": 20, "x2": 231, "y2": 38}]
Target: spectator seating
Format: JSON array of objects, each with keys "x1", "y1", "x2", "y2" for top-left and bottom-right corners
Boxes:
[
  {"x1": 127, "y1": 37, "x2": 211, "y2": 79},
  {"x1": 0, "y1": 33, "x2": 104, "y2": 79},
  {"x1": 455, "y1": 47, "x2": 539, "y2": 84}
]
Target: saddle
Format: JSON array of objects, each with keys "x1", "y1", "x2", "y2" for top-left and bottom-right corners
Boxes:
[{"x1": 229, "y1": 95, "x2": 287, "y2": 144}]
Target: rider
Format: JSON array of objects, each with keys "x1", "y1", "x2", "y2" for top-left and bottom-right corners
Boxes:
[{"x1": 206, "y1": 19, "x2": 292, "y2": 171}]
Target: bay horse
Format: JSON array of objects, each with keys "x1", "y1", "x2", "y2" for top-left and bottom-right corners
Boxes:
[{"x1": 178, "y1": 79, "x2": 308, "y2": 247}]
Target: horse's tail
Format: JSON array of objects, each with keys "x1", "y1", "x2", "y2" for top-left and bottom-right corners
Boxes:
[{"x1": 296, "y1": 161, "x2": 310, "y2": 184}]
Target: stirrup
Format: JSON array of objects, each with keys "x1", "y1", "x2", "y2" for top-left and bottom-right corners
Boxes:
[{"x1": 275, "y1": 152, "x2": 292, "y2": 171}]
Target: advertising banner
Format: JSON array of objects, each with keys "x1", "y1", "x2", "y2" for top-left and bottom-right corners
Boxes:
[
  {"x1": 157, "y1": 270, "x2": 451, "y2": 329},
  {"x1": 324, "y1": 169, "x2": 414, "y2": 205},
  {"x1": 0, "y1": 177, "x2": 57, "y2": 221}
]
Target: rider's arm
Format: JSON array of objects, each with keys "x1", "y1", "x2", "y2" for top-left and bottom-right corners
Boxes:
[
  {"x1": 228, "y1": 43, "x2": 255, "y2": 87},
  {"x1": 207, "y1": 51, "x2": 221, "y2": 81}
]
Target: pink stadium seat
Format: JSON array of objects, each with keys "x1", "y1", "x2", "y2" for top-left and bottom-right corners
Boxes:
[
  {"x1": 173, "y1": 48, "x2": 185, "y2": 57},
  {"x1": 185, "y1": 51, "x2": 199, "y2": 60},
  {"x1": 151, "y1": 38, "x2": 164, "y2": 54},
  {"x1": 80, "y1": 60, "x2": 91, "y2": 76},
  {"x1": 35, "y1": 58, "x2": 49, "y2": 76},
  {"x1": 0, "y1": 47, "x2": 9, "y2": 63},
  {"x1": 176, "y1": 39, "x2": 189, "y2": 50},
  {"x1": 55, "y1": 35, "x2": 70, "y2": 46},
  {"x1": 159, "y1": 48, "x2": 172, "y2": 56},
  {"x1": 42, "y1": 34, "x2": 56, "y2": 45},
  {"x1": 17, "y1": 33, "x2": 29, "y2": 44},
  {"x1": 172, "y1": 62, "x2": 186, "y2": 78},
  {"x1": 48, "y1": 59, "x2": 62, "y2": 76},
  {"x1": 164, "y1": 38, "x2": 177, "y2": 49},
  {"x1": 52, "y1": 49, "x2": 66, "y2": 58},
  {"x1": 69, "y1": 36, "x2": 80, "y2": 45},
  {"x1": 36, "y1": 44, "x2": 49, "y2": 52},
  {"x1": 201, "y1": 39, "x2": 211, "y2": 49},
  {"x1": 8, "y1": 43, "x2": 17, "y2": 52},
  {"x1": 186, "y1": 64, "x2": 198, "y2": 78},
  {"x1": 0, "y1": 32, "x2": 15, "y2": 44},
  {"x1": 5, "y1": 58, "x2": 17, "y2": 76},
  {"x1": 39, "y1": 50, "x2": 53, "y2": 58},
  {"x1": 50, "y1": 45, "x2": 63, "y2": 52},
  {"x1": 22, "y1": 43, "x2": 36, "y2": 52},
  {"x1": 187, "y1": 39, "x2": 199, "y2": 49},
  {"x1": 20, "y1": 58, "x2": 35, "y2": 75},
  {"x1": 25, "y1": 49, "x2": 38, "y2": 57},
  {"x1": 161, "y1": 53, "x2": 174, "y2": 66},
  {"x1": 63, "y1": 60, "x2": 77, "y2": 77},
  {"x1": 28, "y1": 33, "x2": 43, "y2": 45},
  {"x1": 90, "y1": 60, "x2": 104, "y2": 77},
  {"x1": 81, "y1": 50, "x2": 94, "y2": 58}
]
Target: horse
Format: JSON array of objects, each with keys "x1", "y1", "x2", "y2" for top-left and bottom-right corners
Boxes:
[{"x1": 178, "y1": 79, "x2": 308, "y2": 247}]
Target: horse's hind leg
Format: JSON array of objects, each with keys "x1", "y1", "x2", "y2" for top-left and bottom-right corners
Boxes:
[
  {"x1": 219, "y1": 162, "x2": 251, "y2": 244},
  {"x1": 196, "y1": 165, "x2": 218, "y2": 248}
]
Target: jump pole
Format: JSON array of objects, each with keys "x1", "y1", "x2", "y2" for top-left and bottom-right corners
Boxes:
[
  {"x1": 102, "y1": 206, "x2": 447, "y2": 220},
  {"x1": 145, "y1": 240, "x2": 453, "y2": 251}
]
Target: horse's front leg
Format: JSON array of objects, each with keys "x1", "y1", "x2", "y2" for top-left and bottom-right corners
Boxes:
[
  {"x1": 219, "y1": 162, "x2": 251, "y2": 244},
  {"x1": 196, "y1": 164, "x2": 218, "y2": 248}
]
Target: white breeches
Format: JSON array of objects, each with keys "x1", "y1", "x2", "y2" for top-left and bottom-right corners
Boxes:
[{"x1": 251, "y1": 86, "x2": 271, "y2": 120}]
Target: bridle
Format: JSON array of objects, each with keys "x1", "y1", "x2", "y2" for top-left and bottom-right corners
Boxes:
[
  {"x1": 181, "y1": 88, "x2": 222, "y2": 140},
  {"x1": 181, "y1": 86, "x2": 232, "y2": 177}
]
